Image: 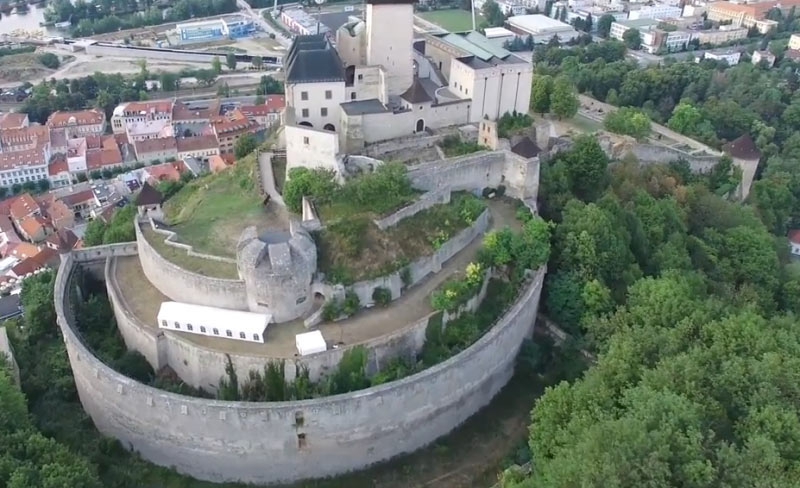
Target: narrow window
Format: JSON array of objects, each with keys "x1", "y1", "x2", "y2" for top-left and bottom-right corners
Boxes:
[
  {"x1": 161, "y1": 320, "x2": 167, "y2": 327},
  {"x1": 226, "y1": 330, "x2": 233, "y2": 337},
  {"x1": 301, "y1": 108, "x2": 309, "y2": 118},
  {"x1": 301, "y1": 91, "x2": 308, "y2": 101},
  {"x1": 325, "y1": 90, "x2": 332, "y2": 99},
  {"x1": 200, "y1": 326, "x2": 206, "y2": 333},
  {"x1": 297, "y1": 433, "x2": 307, "y2": 449},
  {"x1": 187, "y1": 324, "x2": 193, "y2": 331},
  {"x1": 321, "y1": 107, "x2": 328, "y2": 117},
  {"x1": 350, "y1": 92, "x2": 356, "y2": 100},
  {"x1": 357, "y1": 74, "x2": 363, "y2": 80},
  {"x1": 303, "y1": 136, "x2": 309, "y2": 145},
  {"x1": 239, "y1": 331, "x2": 246, "y2": 339},
  {"x1": 253, "y1": 333, "x2": 260, "y2": 341},
  {"x1": 174, "y1": 322, "x2": 180, "y2": 329},
  {"x1": 213, "y1": 328, "x2": 219, "y2": 335}
]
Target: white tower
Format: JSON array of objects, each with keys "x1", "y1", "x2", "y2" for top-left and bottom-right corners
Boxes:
[{"x1": 365, "y1": 0, "x2": 415, "y2": 97}]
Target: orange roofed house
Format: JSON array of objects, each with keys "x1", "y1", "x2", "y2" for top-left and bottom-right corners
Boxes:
[
  {"x1": 707, "y1": 0, "x2": 800, "y2": 33},
  {"x1": 240, "y1": 95, "x2": 286, "y2": 129},
  {"x1": 211, "y1": 109, "x2": 262, "y2": 155},
  {"x1": 111, "y1": 99, "x2": 174, "y2": 134}
]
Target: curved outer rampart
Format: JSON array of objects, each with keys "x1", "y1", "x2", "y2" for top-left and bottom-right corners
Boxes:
[{"x1": 56, "y1": 245, "x2": 545, "y2": 485}]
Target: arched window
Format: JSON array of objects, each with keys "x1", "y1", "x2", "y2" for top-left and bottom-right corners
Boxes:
[
  {"x1": 253, "y1": 333, "x2": 260, "y2": 341},
  {"x1": 239, "y1": 331, "x2": 246, "y2": 339},
  {"x1": 187, "y1": 324, "x2": 193, "y2": 331},
  {"x1": 174, "y1": 322, "x2": 180, "y2": 329},
  {"x1": 213, "y1": 328, "x2": 219, "y2": 335},
  {"x1": 200, "y1": 326, "x2": 206, "y2": 333},
  {"x1": 226, "y1": 330, "x2": 233, "y2": 337}
]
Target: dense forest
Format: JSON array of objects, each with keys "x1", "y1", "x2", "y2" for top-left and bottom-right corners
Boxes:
[{"x1": 496, "y1": 42, "x2": 800, "y2": 487}]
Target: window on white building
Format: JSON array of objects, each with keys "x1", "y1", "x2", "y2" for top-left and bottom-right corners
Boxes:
[
  {"x1": 301, "y1": 91, "x2": 308, "y2": 101},
  {"x1": 357, "y1": 74, "x2": 363, "y2": 80},
  {"x1": 321, "y1": 108, "x2": 327, "y2": 117},
  {"x1": 351, "y1": 92, "x2": 356, "y2": 100},
  {"x1": 226, "y1": 330, "x2": 233, "y2": 337},
  {"x1": 253, "y1": 333, "x2": 260, "y2": 341},
  {"x1": 303, "y1": 137, "x2": 309, "y2": 145},
  {"x1": 325, "y1": 90, "x2": 332, "y2": 99},
  {"x1": 200, "y1": 326, "x2": 206, "y2": 333},
  {"x1": 213, "y1": 328, "x2": 219, "y2": 335},
  {"x1": 161, "y1": 320, "x2": 167, "y2": 327},
  {"x1": 302, "y1": 108, "x2": 309, "y2": 118},
  {"x1": 187, "y1": 324, "x2": 193, "y2": 331},
  {"x1": 239, "y1": 331, "x2": 246, "y2": 339}
]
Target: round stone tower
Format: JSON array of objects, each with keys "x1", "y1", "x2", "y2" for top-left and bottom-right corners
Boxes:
[{"x1": 236, "y1": 220, "x2": 317, "y2": 323}]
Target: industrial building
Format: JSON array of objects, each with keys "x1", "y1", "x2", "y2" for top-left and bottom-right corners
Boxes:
[
  {"x1": 175, "y1": 16, "x2": 256, "y2": 44},
  {"x1": 505, "y1": 14, "x2": 580, "y2": 44}
]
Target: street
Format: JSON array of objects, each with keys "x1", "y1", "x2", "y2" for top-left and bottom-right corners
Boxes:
[{"x1": 237, "y1": 0, "x2": 292, "y2": 48}]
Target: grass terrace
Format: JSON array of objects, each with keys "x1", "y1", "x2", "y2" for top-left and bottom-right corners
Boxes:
[
  {"x1": 285, "y1": 164, "x2": 487, "y2": 284},
  {"x1": 162, "y1": 153, "x2": 289, "y2": 259},
  {"x1": 140, "y1": 226, "x2": 240, "y2": 279}
]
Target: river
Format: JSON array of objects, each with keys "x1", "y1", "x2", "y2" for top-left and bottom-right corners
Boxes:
[{"x1": 0, "y1": 5, "x2": 60, "y2": 37}]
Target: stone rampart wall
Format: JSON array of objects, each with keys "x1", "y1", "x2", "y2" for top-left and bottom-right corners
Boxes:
[
  {"x1": 373, "y1": 187, "x2": 451, "y2": 231},
  {"x1": 56, "y1": 246, "x2": 545, "y2": 485},
  {"x1": 407, "y1": 151, "x2": 539, "y2": 201},
  {"x1": 135, "y1": 220, "x2": 249, "y2": 311}
]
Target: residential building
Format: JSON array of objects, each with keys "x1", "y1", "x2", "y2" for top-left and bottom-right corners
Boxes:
[
  {"x1": 133, "y1": 137, "x2": 178, "y2": 163},
  {"x1": 211, "y1": 109, "x2": 261, "y2": 155},
  {"x1": 280, "y1": 7, "x2": 330, "y2": 36},
  {"x1": 505, "y1": 14, "x2": 581, "y2": 43},
  {"x1": 43, "y1": 198, "x2": 75, "y2": 230},
  {"x1": 705, "y1": 1, "x2": 792, "y2": 34},
  {"x1": 692, "y1": 25, "x2": 748, "y2": 45},
  {"x1": 172, "y1": 100, "x2": 221, "y2": 126},
  {"x1": 209, "y1": 154, "x2": 235, "y2": 173},
  {"x1": 0, "y1": 113, "x2": 28, "y2": 130},
  {"x1": 111, "y1": 100, "x2": 174, "y2": 134},
  {"x1": 239, "y1": 95, "x2": 286, "y2": 128},
  {"x1": 126, "y1": 118, "x2": 174, "y2": 142},
  {"x1": 176, "y1": 135, "x2": 220, "y2": 162},
  {"x1": 628, "y1": 4, "x2": 683, "y2": 20},
  {"x1": 17, "y1": 215, "x2": 50, "y2": 243},
  {"x1": 47, "y1": 156, "x2": 71, "y2": 189},
  {"x1": 45, "y1": 228, "x2": 79, "y2": 253},
  {"x1": 9, "y1": 194, "x2": 41, "y2": 223},
  {"x1": 703, "y1": 50, "x2": 741, "y2": 65},
  {"x1": 46, "y1": 109, "x2": 106, "y2": 137},
  {"x1": 752, "y1": 50, "x2": 776, "y2": 67},
  {"x1": 142, "y1": 161, "x2": 189, "y2": 185},
  {"x1": 610, "y1": 18, "x2": 658, "y2": 42},
  {"x1": 0, "y1": 148, "x2": 48, "y2": 187},
  {"x1": 59, "y1": 189, "x2": 97, "y2": 219},
  {"x1": 785, "y1": 49, "x2": 800, "y2": 62},
  {"x1": 789, "y1": 229, "x2": 800, "y2": 257}
]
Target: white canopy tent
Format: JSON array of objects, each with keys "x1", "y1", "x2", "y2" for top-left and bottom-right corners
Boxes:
[
  {"x1": 157, "y1": 301, "x2": 271, "y2": 343},
  {"x1": 296, "y1": 330, "x2": 327, "y2": 356}
]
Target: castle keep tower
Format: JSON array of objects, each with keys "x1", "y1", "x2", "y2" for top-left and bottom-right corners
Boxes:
[{"x1": 365, "y1": 0, "x2": 415, "y2": 97}]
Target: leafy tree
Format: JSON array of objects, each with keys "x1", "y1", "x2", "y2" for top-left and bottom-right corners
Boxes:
[
  {"x1": 251, "y1": 55, "x2": 263, "y2": 70},
  {"x1": 603, "y1": 107, "x2": 651, "y2": 139},
  {"x1": 597, "y1": 14, "x2": 616, "y2": 38},
  {"x1": 623, "y1": 28, "x2": 642, "y2": 50},
  {"x1": 481, "y1": 0, "x2": 506, "y2": 27},
  {"x1": 550, "y1": 76, "x2": 579, "y2": 119},
  {"x1": 38, "y1": 52, "x2": 60, "y2": 69},
  {"x1": 283, "y1": 167, "x2": 339, "y2": 213},
  {"x1": 562, "y1": 135, "x2": 610, "y2": 202},
  {"x1": 158, "y1": 72, "x2": 179, "y2": 92},
  {"x1": 234, "y1": 133, "x2": 258, "y2": 159},
  {"x1": 211, "y1": 56, "x2": 222, "y2": 75},
  {"x1": 544, "y1": 271, "x2": 585, "y2": 333},
  {"x1": 82, "y1": 219, "x2": 108, "y2": 247},
  {"x1": 530, "y1": 74, "x2": 554, "y2": 115},
  {"x1": 225, "y1": 53, "x2": 237, "y2": 71}
]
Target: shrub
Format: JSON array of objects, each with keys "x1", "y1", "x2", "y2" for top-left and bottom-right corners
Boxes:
[
  {"x1": 603, "y1": 107, "x2": 651, "y2": 140},
  {"x1": 497, "y1": 112, "x2": 533, "y2": 138},
  {"x1": 439, "y1": 135, "x2": 485, "y2": 157},
  {"x1": 342, "y1": 290, "x2": 361, "y2": 316},
  {"x1": 339, "y1": 162, "x2": 415, "y2": 215},
  {"x1": 458, "y1": 195, "x2": 485, "y2": 224},
  {"x1": 283, "y1": 167, "x2": 338, "y2": 213},
  {"x1": 372, "y1": 286, "x2": 392, "y2": 307},
  {"x1": 39, "y1": 52, "x2": 60, "y2": 69},
  {"x1": 400, "y1": 267, "x2": 413, "y2": 289},
  {"x1": 322, "y1": 300, "x2": 340, "y2": 322}
]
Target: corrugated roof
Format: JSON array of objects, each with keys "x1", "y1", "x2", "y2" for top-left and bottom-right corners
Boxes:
[
  {"x1": 463, "y1": 31, "x2": 512, "y2": 60},
  {"x1": 438, "y1": 33, "x2": 495, "y2": 61}
]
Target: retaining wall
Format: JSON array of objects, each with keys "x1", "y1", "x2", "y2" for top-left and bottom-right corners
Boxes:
[
  {"x1": 56, "y1": 247, "x2": 545, "y2": 485},
  {"x1": 408, "y1": 151, "x2": 539, "y2": 201},
  {"x1": 107, "y1": 254, "x2": 433, "y2": 389},
  {"x1": 135, "y1": 220, "x2": 249, "y2": 311},
  {"x1": 373, "y1": 187, "x2": 451, "y2": 231}
]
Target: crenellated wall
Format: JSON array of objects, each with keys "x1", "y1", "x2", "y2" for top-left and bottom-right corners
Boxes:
[
  {"x1": 56, "y1": 246, "x2": 546, "y2": 485},
  {"x1": 135, "y1": 221, "x2": 249, "y2": 311}
]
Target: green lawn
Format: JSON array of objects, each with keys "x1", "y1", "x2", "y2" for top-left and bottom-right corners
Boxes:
[
  {"x1": 141, "y1": 226, "x2": 240, "y2": 279},
  {"x1": 418, "y1": 9, "x2": 482, "y2": 32},
  {"x1": 163, "y1": 153, "x2": 287, "y2": 259}
]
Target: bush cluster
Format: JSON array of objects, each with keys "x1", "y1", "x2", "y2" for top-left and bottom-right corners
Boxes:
[
  {"x1": 372, "y1": 287, "x2": 392, "y2": 307},
  {"x1": 322, "y1": 291, "x2": 361, "y2": 321}
]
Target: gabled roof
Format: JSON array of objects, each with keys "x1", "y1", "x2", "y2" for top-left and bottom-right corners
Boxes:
[
  {"x1": 135, "y1": 182, "x2": 163, "y2": 206},
  {"x1": 511, "y1": 137, "x2": 541, "y2": 159},
  {"x1": 285, "y1": 34, "x2": 346, "y2": 84},
  {"x1": 722, "y1": 133, "x2": 761, "y2": 161},
  {"x1": 400, "y1": 78, "x2": 433, "y2": 104}
]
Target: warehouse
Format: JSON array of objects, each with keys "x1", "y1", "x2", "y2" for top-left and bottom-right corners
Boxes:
[{"x1": 505, "y1": 14, "x2": 580, "y2": 43}]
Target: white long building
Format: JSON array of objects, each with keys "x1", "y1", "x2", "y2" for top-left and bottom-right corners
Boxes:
[{"x1": 157, "y1": 301, "x2": 270, "y2": 343}]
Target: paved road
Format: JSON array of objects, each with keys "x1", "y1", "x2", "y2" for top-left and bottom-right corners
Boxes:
[{"x1": 238, "y1": 0, "x2": 292, "y2": 48}]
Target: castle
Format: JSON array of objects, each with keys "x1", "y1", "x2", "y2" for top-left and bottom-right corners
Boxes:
[{"x1": 283, "y1": 0, "x2": 533, "y2": 173}]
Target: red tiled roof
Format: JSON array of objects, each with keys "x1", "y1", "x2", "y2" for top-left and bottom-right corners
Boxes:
[
  {"x1": 134, "y1": 137, "x2": 177, "y2": 157},
  {"x1": 145, "y1": 161, "x2": 185, "y2": 183},
  {"x1": 46, "y1": 228, "x2": 78, "y2": 252},
  {"x1": 240, "y1": 95, "x2": 286, "y2": 116},
  {"x1": 86, "y1": 147, "x2": 123, "y2": 171},
  {"x1": 10, "y1": 242, "x2": 40, "y2": 259},
  {"x1": 46, "y1": 109, "x2": 105, "y2": 129},
  {"x1": 176, "y1": 135, "x2": 219, "y2": 153},
  {"x1": 722, "y1": 133, "x2": 761, "y2": 161},
  {"x1": 0, "y1": 146, "x2": 46, "y2": 171},
  {"x1": 121, "y1": 100, "x2": 174, "y2": 116},
  {"x1": 46, "y1": 200, "x2": 73, "y2": 227},
  {"x1": 0, "y1": 113, "x2": 27, "y2": 130},
  {"x1": 789, "y1": 229, "x2": 800, "y2": 246},
  {"x1": 18, "y1": 215, "x2": 48, "y2": 239},
  {"x1": 60, "y1": 189, "x2": 95, "y2": 208},
  {"x1": 785, "y1": 49, "x2": 800, "y2": 61},
  {"x1": 9, "y1": 194, "x2": 40, "y2": 222},
  {"x1": 48, "y1": 155, "x2": 70, "y2": 176},
  {"x1": 208, "y1": 154, "x2": 232, "y2": 173},
  {"x1": 113, "y1": 132, "x2": 130, "y2": 146},
  {"x1": 0, "y1": 214, "x2": 14, "y2": 234}
]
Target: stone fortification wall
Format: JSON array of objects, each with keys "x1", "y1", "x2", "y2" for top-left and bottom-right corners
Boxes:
[
  {"x1": 373, "y1": 187, "x2": 451, "y2": 231},
  {"x1": 347, "y1": 208, "x2": 490, "y2": 308},
  {"x1": 57, "y1": 246, "x2": 545, "y2": 485},
  {"x1": 106, "y1": 254, "x2": 433, "y2": 389},
  {"x1": 135, "y1": 220, "x2": 249, "y2": 311},
  {"x1": 408, "y1": 151, "x2": 539, "y2": 201}
]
